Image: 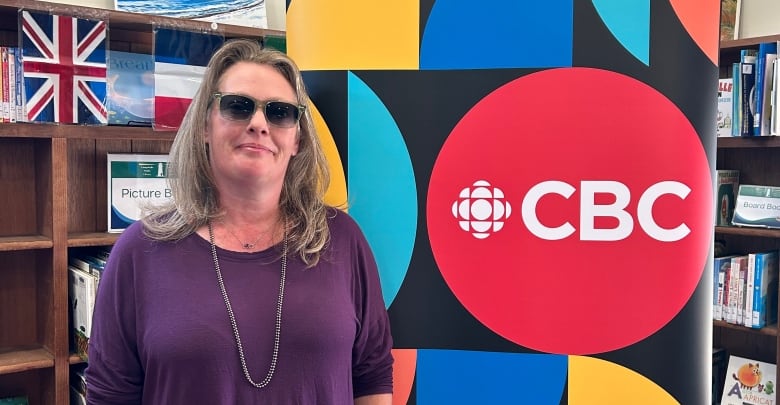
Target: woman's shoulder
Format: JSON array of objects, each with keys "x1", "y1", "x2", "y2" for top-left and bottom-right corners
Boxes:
[{"x1": 326, "y1": 207, "x2": 361, "y2": 232}]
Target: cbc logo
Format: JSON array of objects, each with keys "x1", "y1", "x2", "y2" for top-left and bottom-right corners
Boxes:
[
  {"x1": 452, "y1": 180, "x2": 512, "y2": 239},
  {"x1": 452, "y1": 179, "x2": 692, "y2": 242}
]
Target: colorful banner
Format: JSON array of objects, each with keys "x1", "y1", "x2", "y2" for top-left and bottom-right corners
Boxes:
[{"x1": 289, "y1": 1, "x2": 720, "y2": 403}]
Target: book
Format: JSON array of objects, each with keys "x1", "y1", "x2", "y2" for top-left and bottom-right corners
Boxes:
[
  {"x1": 751, "y1": 250, "x2": 779, "y2": 328},
  {"x1": 740, "y1": 58, "x2": 756, "y2": 136},
  {"x1": 732, "y1": 184, "x2": 780, "y2": 228},
  {"x1": 68, "y1": 265, "x2": 97, "y2": 361},
  {"x1": 732, "y1": 62, "x2": 742, "y2": 136},
  {"x1": 773, "y1": 58, "x2": 780, "y2": 135},
  {"x1": 753, "y1": 42, "x2": 778, "y2": 135},
  {"x1": 106, "y1": 50, "x2": 154, "y2": 126},
  {"x1": 716, "y1": 170, "x2": 739, "y2": 226},
  {"x1": 714, "y1": 255, "x2": 739, "y2": 321},
  {"x1": 727, "y1": 255, "x2": 748, "y2": 324},
  {"x1": 721, "y1": 355, "x2": 776, "y2": 405},
  {"x1": 718, "y1": 78, "x2": 734, "y2": 137},
  {"x1": 107, "y1": 153, "x2": 171, "y2": 232}
]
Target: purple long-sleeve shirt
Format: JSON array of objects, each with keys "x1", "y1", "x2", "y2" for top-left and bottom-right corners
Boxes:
[{"x1": 86, "y1": 209, "x2": 393, "y2": 404}]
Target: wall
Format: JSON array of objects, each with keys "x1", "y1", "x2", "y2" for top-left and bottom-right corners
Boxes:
[
  {"x1": 739, "y1": 0, "x2": 780, "y2": 38},
  {"x1": 41, "y1": 0, "x2": 287, "y2": 31}
]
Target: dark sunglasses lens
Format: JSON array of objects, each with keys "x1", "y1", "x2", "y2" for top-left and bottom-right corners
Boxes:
[
  {"x1": 219, "y1": 95, "x2": 255, "y2": 120},
  {"x1": 265, "y1": 102, "x2": 300, "y2": 127}
]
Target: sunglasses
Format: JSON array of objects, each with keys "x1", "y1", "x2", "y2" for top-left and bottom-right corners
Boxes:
[{"x1": 212, "y1": 93, "x2": 305, "y2": 128}]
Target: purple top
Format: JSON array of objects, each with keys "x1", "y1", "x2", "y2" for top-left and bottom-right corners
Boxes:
[{"x1": 86, "y1": 209, "x2": 393, "y2": 404}]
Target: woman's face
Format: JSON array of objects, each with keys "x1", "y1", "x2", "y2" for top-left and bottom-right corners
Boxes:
[{"x1": 205, "y1": 61, "x2": 300, "y2": 191}]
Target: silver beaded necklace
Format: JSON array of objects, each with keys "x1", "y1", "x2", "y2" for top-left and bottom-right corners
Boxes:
[{"x1": 207, "y1": 220, "x2": 287, "y2": 388}]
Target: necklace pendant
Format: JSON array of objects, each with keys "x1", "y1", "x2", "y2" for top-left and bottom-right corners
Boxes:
[{"x1": 243, "y1": 243, "x2": 254, "y2": 249}]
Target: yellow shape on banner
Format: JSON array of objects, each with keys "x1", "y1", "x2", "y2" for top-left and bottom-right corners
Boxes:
[
  {"x1": 287, "y1": 0, "x2": 419, "y2": 70},
  {"x1": 309, "y1": 103, "x2": 348, "y2": 209},
  {"x1": 569, "y1": 356, "x2": 679, "y2": 404}
]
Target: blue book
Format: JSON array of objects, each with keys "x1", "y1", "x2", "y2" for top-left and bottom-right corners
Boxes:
[
  {"x1": 751, "y1": 250, "x2": 779, "y2": 328},
  {"x1": 753, "y1": 42, "x2": 778, "y2": 135},
  {"x1": 107, "y1": 51, "x2": 154, "y2": 126}
]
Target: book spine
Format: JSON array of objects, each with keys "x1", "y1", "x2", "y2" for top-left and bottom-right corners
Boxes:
[
  {"x1": 740, "y1": 61, "x2": 756, "y2": 136},
  {"x1": 1, "y1": 47, "x2": 8, "y2": 123},
  {"x1": 717, "y1": 265, "x2": 726, "y2": 321},
  {"x1": 724, "y1": 258, "x2": 733, "y2": 323},
  {"x1": 7, "y1": 47, "x2": 16, "y2": 123},
  {"x1": 733, "y1": 62, "x2": 742, "y2": 136},
  {"x1": 14, "y1": 47, "x2": 23, "y2": 123},
  {"x1": 752, "y1": 253, "x2": 765, "y2": 328},
  {"x1": 746, "y1": 253, "x2": 756, "y2": 327}
]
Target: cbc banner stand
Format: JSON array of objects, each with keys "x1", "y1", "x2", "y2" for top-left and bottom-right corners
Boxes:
[{"x1": 288, "y1": 1, "x2": 719, "y2": 403}]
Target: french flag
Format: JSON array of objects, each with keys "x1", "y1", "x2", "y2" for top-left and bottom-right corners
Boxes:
[{"x1": 153, "y1": 29, "x2": 224, "y2": 131}]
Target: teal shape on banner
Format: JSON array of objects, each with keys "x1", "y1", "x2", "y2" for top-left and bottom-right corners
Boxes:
[
  {"x1": 592, "y1": 0, "x2": 650, "y2": 65},
  {"x1": 417, "y1": 350, "x2": 568, "y2": 404},
  {"x1": 347, "y1": 71, "x2": 416, "y2": 308},
  {"x1": 420, "y1": 0, "x2": 573, "y2": 69}
]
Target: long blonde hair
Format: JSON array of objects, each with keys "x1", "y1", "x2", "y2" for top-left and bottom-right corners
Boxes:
[{"x1": 142, "y1": 38, "x2": 331, "y2": 266}]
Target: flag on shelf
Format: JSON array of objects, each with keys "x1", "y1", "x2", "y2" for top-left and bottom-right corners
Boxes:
[
  {"x1": 20, "y1": 11, "x2": 108, "y2": 124},
  {"x1": 153, "y1": 29, "x2": 224, "y2": 131}
]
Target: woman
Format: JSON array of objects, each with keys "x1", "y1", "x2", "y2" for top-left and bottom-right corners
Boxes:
[{"x1": 86, "y1": 39, "x2": 393, "y2": 404}]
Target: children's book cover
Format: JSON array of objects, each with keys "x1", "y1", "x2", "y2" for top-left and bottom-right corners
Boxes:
[
  {"x1": 718, "y1": 78, "x2": 733, "y2": 137},
  {"x1": 716, "y1": 170, "x2": 739, "y2": 226},
  {"x1": 721, "y1": 355, "x2": 776, "y2": 405},
  {"x1": 107, "y1": 51, "x2": 154, "y2": 126}
]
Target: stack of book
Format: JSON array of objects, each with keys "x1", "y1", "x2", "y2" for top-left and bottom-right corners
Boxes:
[
  {"x1": 713, "y1": 250, "x2": 779, "y2": 329},
  {"x1": 718, "y1": 41, "x2": 780, "y2": 137}
]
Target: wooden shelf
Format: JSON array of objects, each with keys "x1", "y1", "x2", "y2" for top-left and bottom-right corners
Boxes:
[
  {"x1": 0, "y1": 235, "x2": 52, "y2": 252},
  {"x1": 717, "y1": 136, "x2": 780, "y2": 148},
  {"x1": 715, "y1": 226, "x2": 780, "y2": 238},
  {"x1": 0, "y1": 122, "x2": 176, "y2": 141},
  {"x1": 721, "y1": 34, "x2": 780, "y2": 50},
  {"x1": 0, "y1": 347, "x2": 54, "y2": 375},
  {"x1": 68, "y1": 232, "x2": 120, "y2": 247},
  {"x1": 714, "y1": 321, "x2": 779, "y2": 337},
  {"x1": 68, "y1": 353, "x2": 86, "y2": 365}
]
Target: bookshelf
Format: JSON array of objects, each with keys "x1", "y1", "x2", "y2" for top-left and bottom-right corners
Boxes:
[
  {"x1": 0, "y1": 0, "x2": 283, "y2": 403},
  {"x1": 716, "y1": 33, "x2": 780, "y2": 394}
]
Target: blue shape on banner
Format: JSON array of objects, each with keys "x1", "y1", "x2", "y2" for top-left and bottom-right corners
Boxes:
[
  {"x1": 592, "y1": 0, "x2": 650, "y2": 65},
  {"x1": 420, "y1": 0, "x2": 574, "y2": 69},
  {"x1": 417, "y1": 350, "x2": 568, "y2": 403},
  {"x1": 347, "y1": 71, "x2": 416, "y2": 308}
]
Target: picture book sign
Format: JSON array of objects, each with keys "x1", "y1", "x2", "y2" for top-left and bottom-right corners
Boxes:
[{"x1": 107, "y1": 154, "x2": 170, "y2": 232}]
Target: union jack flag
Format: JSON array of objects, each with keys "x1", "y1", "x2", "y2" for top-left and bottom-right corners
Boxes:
[{"x1": 21, "y1": 11, "x2": 107, "y2": 124}]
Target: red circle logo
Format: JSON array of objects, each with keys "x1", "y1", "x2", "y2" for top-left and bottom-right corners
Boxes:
[{"x1": 427, "y1": 67, "x2": 712, "y2": 354}]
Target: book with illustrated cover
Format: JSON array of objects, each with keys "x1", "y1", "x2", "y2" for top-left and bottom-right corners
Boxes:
[
  {"x1": 721, "y1": 355, "x2": 776, "y2": 405},
  {"x1": 717, "y1": 78, "x2": 734, "y2": 137},
  {"x1": 716, "y1": 170, "x2": 739, "y2": 226},
  {"x1": 107, "y1": 50, "x2": 154, "y2": 126},
  {"x1": 107, "y1": 153, "x2": 171, "y2": 232}
]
